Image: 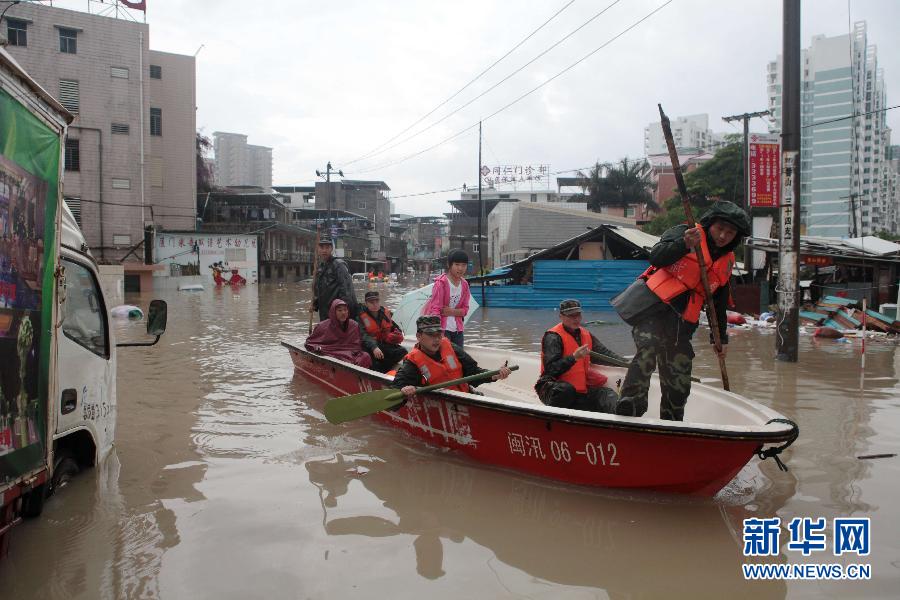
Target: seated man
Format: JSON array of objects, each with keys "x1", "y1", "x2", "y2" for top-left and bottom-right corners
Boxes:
[
  {"x1": 535, "y1": 299, "x2": 624, "y2": 413},
  {"x1": 305, "y1": 298, "x2": 372, "y2": 368},
  {"x1": 357, "y1": 290, "x2": 407, "y2": 373},
  {"x1": 391, "y1": 316, "x2": 510, "y2": 396}
]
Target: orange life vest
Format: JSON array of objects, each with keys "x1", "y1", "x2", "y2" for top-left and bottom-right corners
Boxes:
[
  {"x1": 642, "y1": 225, "x2": 734, "y2": 324},
  {"x1": 359, "y1": 307, "x2": 395, "y2": 342},
  {"x1": 405, "y1": 337, "x2": 469, "y2": 392},
  {"x1": 540, "y1": 323, "x2": 595, "y2": 393}
]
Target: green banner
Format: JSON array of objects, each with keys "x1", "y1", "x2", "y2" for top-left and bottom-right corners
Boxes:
[{"x1": 0, "y1": 87, "x2": 60, "y2": 485}]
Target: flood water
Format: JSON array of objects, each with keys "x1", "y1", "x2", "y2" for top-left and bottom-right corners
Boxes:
[{"x1": 1, "y1": 281, "x2": 898, "y2": 598}]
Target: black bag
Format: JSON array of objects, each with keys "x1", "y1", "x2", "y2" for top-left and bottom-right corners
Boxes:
[{"x1": 610, "y1": 278, "x2": 666, "y2": 325}]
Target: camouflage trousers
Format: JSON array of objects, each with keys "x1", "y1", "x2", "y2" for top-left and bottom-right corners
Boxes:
[
  {"x1": 537, "y1": 380, "x2": 618, "y2": 414},
  {"x1": 615, "y1": 315, "x2": 695, "y2": 421}
]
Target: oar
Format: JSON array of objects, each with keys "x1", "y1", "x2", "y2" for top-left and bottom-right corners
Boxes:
[
  {"x1": 324, "y1": 365, "x2": 520, "y2": 425},
  {"x1": 588, "y1": 350, "x2": 708, "y2": 384},
  {"x1": 582, "y1": 319, "x2": 613, "y2": 326}
]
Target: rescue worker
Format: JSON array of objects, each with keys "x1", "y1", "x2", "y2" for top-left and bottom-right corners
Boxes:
[
  {"x1": 357, "y1": 290, "x2": 407, "y2": 373},
  {"x1": 310, "y1": 238, "x2": 358, "y2": 322},
  {"x1": 536, "y1": 299, "x2": 625, "y2": 413},
  {"x1": 391, "y1": 316, "x2": 511, "y2": 397},
  {"x1": 612, "y1": 201, "x2": 751, "y2": 421}
]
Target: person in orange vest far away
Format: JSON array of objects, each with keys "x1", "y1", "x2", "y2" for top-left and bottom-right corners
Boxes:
[
  {"x1": 535, "y1": 299, "x2": 625, "y2": 413},
  {"x1": 610, "y1": 201, "x2": 751, "y2": 421},
  {"x1": 357, "y1": 290, "x2": 407, "y2": 373},
  {"x1": 391, "y1": 316, "x2": 510, "y2": 397}
]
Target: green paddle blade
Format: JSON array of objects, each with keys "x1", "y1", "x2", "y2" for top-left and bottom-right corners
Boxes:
[{"x1": 324, "y1": 387, "x2": 406, "y2": 424}]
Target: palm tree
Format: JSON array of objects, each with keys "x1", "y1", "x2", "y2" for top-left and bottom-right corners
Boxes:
[{"x1": 579, "y1": 158, "x2": 658, "y2": 213}]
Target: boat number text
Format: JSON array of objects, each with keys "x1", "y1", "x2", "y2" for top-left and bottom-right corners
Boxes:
[{"x1": 507, "y1": 433, "x2": 619, "y2": 467}]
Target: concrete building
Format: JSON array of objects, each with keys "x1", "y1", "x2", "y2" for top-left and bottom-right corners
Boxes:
[
  {"x1": 767, "y1": 21, "x2": 892, "y2": 237},
  {"x1": 495, "y1": 203, "x2": 636, "y2": 266},
  {"x1": 2, "y1": 3, "x2": 197, "y2": 261},
  {"x1": 644, "y1": 114, "x2": 724, "y2": 155},
  {"x1": 213, "y1": 132, "x2": 273, "y2": 188},
  {"x1": 315, "y1": 179, "x2": 391, "y2": 240}
]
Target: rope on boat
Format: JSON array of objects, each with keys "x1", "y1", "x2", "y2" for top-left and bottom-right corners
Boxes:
[{"x1": 756, "y1": 418, "x2": 800, "y2": 472}]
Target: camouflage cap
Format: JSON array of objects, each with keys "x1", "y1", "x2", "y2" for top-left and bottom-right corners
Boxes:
[
  {"x1": 559, "y1": 299, "x2": 582, "y2": 315},
  {"x1": 416, "y1": 315, "x2": 442, "y2": 333},
  {"x1": 364, "y1": 290, "x2": 380, "y2": 301}
]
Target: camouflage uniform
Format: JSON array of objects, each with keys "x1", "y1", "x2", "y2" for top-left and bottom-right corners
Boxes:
[
  {"x1": 613, "y1": 201, "x2": 751, "y2": 422},
  {"x1": 616, "y1": 312, "x2": 695, "y2": 421}
]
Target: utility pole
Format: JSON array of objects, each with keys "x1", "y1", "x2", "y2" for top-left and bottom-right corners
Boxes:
[
  {"x1": 776, "y1": 0, "x2": 801, "y2": 362},
  {"x1": 722, "y1": 110, "x2": 771, "y2": 211},
  {"x1": 315, "y1": 161, "x2": 344, "y2": 237}
]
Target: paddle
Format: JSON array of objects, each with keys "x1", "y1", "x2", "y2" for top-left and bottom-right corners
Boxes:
[
  {"x1": 324, "y1": 365, "x2": 520, "y2": 425},
  {"x1": 588, "y1": 350, "x2": 708, "y2": 384}
]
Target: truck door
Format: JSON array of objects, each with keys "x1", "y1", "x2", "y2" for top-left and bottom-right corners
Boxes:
[{"x1": 56, "y1": 257, "x2": 116, "y2": 459}]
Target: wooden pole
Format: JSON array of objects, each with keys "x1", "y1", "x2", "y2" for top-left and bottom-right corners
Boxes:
[
  {"x1": 308, "y1": 227, "x2": 320, "y2": 334},
  {"x1": 658, "y1": 104, "x2": 730, "y2": 391}
]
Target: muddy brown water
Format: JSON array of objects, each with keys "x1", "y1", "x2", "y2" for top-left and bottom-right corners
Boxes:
[{"x1": 1, "y1": 282, "x2": 898, "y2": 598}]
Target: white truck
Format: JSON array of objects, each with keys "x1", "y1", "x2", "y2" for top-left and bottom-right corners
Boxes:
[{"x1": 0, "y1": 46, "x2": 166, "y2": 557}]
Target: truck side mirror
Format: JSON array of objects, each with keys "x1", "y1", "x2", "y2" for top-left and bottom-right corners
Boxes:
[
  {"x1": 147, "y1": 299, "x2": 167, "y2": 336},
  {"x1": 117, "y1": 299, "x2": 168, "y2": 348}
]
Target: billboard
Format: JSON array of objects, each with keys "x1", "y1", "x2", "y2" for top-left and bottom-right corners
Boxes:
[{"x1": 748, "y1": 134, "x2": 781, "y2": 208}]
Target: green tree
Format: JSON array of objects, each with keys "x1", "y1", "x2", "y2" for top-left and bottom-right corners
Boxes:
[
  {"x1": 874, "y1": 230, "x2": 900, "y2": 242},
  {"x1": 196, "y1": 132, "x2": 214, "y2": 193},
  {"x1": 643, "y1": 137, "x2": 748, "y2": 236},
  {"x1": 579, "y1": 157, "x2": 657, "y2": 213}
]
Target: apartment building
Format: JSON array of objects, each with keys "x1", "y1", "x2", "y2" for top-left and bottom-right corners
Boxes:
[
  {"x1": 2, "y1": 3, "x2": 196, "y2": 261},
  {"x1": 768, "y1": 22, "x2": 894, "y2": 237},
  {"x1": 213, "y1": 132, "x2": 273, "y2": 189},
  {"x1": 644, "y1": 114, "x2": 724, "y2": 155}
]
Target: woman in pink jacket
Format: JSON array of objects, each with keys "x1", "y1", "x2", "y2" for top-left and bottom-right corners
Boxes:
[{"x1": 422, "y1": 249, "x2": 470, "y2": 347}]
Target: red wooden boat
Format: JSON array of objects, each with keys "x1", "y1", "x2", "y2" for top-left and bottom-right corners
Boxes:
[{"x1": 282, "y1": 340, "x2": 797, "y2": 496}]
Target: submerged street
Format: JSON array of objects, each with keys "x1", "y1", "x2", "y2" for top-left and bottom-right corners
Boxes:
[{"x1": 1, "y1": 282, "x2": 898, "y2": 599}]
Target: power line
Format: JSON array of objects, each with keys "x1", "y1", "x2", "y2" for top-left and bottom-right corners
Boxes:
[
  {"x1": 348, "y1": 0, "x2": 623, "y2": 168},
  {"x1": 75, "y1": 197, "x2": 196, "y2": 212},
  {"x1": 349, "y1": 0, "x2": 674, "y2": 176},
  {"x1": 343, "y1": 0, "x2": 578, "y2": 167},
  {"x1": 801, "y1": 104, "x2": 899, "y2": 129}
]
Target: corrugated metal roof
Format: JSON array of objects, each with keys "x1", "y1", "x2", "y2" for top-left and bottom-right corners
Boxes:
[{"x1": 605, "y1": 225, "x2": 659, "y2": 251}]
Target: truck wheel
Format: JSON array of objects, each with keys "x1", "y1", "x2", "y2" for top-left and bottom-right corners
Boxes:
[
  {"x1": 21, "y1": 484, "x2": 47, "y2": 518},
  {"x1": 50, "y1": 454, "x2": 80, "y2": 496}
]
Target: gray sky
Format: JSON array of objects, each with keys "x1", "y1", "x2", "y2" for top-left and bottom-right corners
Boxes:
[{"x1": 55, "y1": 0, "x2": 900, "y2": 216}]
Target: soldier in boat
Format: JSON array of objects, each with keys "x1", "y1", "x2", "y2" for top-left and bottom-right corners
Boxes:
[
  {"x1": 391, "y1": 316, "x2": 510, "y2": 396},
  {"x1": 536, "y1": 299, "x2": 625, "y2": 413},
  {"x1": 611, "y1": 201, "x2": 750, "y2": 421},
  {"x1": 357, "y1": 290, "x2": 407, "y2": 373}
]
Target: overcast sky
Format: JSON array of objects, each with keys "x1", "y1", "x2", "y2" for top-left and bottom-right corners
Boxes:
[{"x1": 54, "y1": 0, "x2": 900, "y2": 216}]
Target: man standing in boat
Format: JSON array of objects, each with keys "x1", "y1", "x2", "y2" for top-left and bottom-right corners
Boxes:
[
  {"x1": 310, "y1": 238, "x2": 359, "y2": 322},
  {"x1": 357, "y1": 290, "x2": 407, "y2": 373},
  {"x1": 536, "y1": 299, "x2": 625, "y2": 413},
  {"x1": 611, "y1": 201, "x2": 751, "y2": 421},
  {"x1": 392, "y1": 316, "x2": 510, "y2": 397}
]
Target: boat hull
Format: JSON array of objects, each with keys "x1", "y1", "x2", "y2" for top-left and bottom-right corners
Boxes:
[{"x1": 285, "y1": 343, "x2": 792, "y2": 496}]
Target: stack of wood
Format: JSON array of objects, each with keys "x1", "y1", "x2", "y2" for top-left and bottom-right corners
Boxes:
[{"x1": 800, "y1": 295, "x2": 900, "y2": 335}]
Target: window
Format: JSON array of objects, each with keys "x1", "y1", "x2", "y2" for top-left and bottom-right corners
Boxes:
[
  {"x1": 149, "y1": 64, "x2": 162, "y2": 79},
  {"x1": 357, "y1": 200, "x2": 366, "y2": 209},
  {"x1": 624, "y1": 206, "x2": 636, "y2": 217},
  {"x1": 61, "y1": 258, "x2": 109, "y2": 358},
  {"x1": 64, "y1": 138, "x2": 80, "y2": 171},
  {"x1": 7, "y1": 18, "x2": 27, "y2": 46},
  {"x1": 110, "y1": 66, "x2": 129, "y2": 79},
  {"x1": 58, "y1": 79, "x2": 79, "y2": 114},
  {"x1": 111, "y1": 178, "x2": 131, "y2": 189},
  {"x1": 150, "y1": 157, "x2": 163, "y2": 188},
  {"x1": 530, "y1": 194, "x2": 537, "y2": 202},
  {"x1": 64, "y1": 197, "x2": 82, "y2": 226},
  {"x1": 113, "y1": 234, "x2": 131, "y2": 246},
  {"x1": 59, "y1": 27, "x2": 77, "y2": 54},
  {"x1": 150, "y1": 107, "x2": 162, "y2": 136},
  {"x1": 472, "y1": 243, "x2": 479, "y2": 253},
  {"x1": 111, "y1": 122, "x2": 130, "y2": 135}
]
